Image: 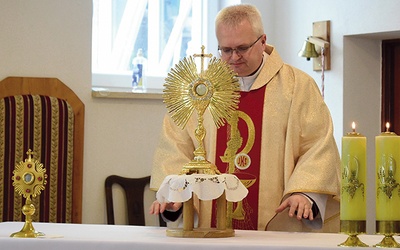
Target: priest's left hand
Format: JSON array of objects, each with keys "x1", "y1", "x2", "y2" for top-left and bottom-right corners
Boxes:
[{"x1": 275, "y1": 194, "x2": 314, "y2": 221}]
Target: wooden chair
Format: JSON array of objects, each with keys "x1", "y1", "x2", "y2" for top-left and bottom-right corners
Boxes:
[
  {"x1": 0, "y1": 76, "x2": 84, "y2": 223},
  {"x1": 105, "y1": 175, "x2": 166, "y2": 226}
]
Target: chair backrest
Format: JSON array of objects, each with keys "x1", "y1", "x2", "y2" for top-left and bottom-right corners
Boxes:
[
  {"x1": 0, "y1": 76, "x2": 84, "y2": 223},
  {"x1": 105, "y1": 175, "x2": 166, "y2": 226}
]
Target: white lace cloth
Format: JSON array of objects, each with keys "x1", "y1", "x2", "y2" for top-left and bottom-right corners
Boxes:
[{"x1": 156, "y1": 174, "x2": 248, "y2": 203}]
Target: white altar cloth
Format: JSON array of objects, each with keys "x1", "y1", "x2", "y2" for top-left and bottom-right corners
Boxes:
[
  {"x1": 156, "y1": 174, "x2": 248, "y2": 203},
  {"x1": 0, "y1": 222, "x2": 397, "y2": 250}
]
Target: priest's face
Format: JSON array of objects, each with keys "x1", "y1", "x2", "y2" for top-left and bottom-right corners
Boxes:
[{"x1": 216, "y1": 20, "x2": 266, "y2": 77}]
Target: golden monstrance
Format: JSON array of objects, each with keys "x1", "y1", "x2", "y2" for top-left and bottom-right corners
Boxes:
[
  {"x1": 164, "y1": 46, "x2": 240, "y2": 175},
  {"x1": 161, "y1": 46, "x2": 245, "y2": 237},
  {"x1": 10, "y1": 149, "x2": 47, "y2": 238}
]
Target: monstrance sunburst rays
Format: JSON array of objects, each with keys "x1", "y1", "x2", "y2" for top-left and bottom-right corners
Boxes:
[
  {"x1": 12, "y1": 150, "x2": 47, "y2": 199},
  {"x1": 163, "y1": 46, "x2": 240, "y2": 174},
  {"x1": 205, "y1": 57, "x2": 240, "y2": 128},
  {"x1": 163, "y1": 56, "x2": 240, "y2": 130}
]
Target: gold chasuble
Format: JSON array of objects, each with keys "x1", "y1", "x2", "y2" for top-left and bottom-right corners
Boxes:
[{"x1": 212, "y1": 87, "x2": 266, "y2": 230}]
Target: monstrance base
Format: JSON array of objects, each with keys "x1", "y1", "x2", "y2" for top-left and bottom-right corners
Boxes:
[
  {"x1": 10, "y1": 221, "x2": 45, "y2": 238},
  {"x1": 166, "y1": 228, "x2": 234, "y2": 238},
  {"x1": 181, "y1": 159, "x2": 220, "y2": 175}
]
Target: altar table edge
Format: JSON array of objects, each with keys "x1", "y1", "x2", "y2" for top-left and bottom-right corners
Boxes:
[{"x1": 0, "y1": 222, "x2": 397, "y2": 250}]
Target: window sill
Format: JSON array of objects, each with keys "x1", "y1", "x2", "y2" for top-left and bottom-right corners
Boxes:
[{"x1": 91, "y1": 87, "x2": 163, "y2": 100}]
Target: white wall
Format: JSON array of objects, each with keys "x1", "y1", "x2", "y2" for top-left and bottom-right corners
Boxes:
[
  {"x1": 1, "y1": 0, "x2": 400, "y2": 233},
  {"x1": 0, "y1": 0, "x2": 165, "y2": 226}
]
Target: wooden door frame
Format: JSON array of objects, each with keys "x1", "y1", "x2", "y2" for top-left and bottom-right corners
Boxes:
[{"x1": 381, "y1": 39, "x2": 400, "y2": 133}]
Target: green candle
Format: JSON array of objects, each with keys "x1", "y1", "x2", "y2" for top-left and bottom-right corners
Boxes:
[
  {"x1": 376, "y1": 122, "x2": 400, "y2": 221},
  {"x1": 341, "y1": 122, "x2": 367, "y2": 221}
]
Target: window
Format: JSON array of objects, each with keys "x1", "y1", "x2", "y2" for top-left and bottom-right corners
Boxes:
[{"x1": 92, "y1": 0, "x2": 221, "y2": 92}]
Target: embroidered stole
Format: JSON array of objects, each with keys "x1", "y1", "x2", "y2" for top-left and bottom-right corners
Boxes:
[{"x1": 212, "y1": 86, "x2": 266, "y2": 230}]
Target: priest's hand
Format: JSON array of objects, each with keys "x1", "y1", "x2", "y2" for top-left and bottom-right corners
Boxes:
[
  {"x1": 149, "y1": 200, "x2": 182, "y2": 214},
  {"x1": 275, "y1": 194, "x2": 314, "y2": 221}
]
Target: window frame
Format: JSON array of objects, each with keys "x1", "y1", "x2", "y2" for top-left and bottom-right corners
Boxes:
[{"x1": 91, "y1": 0, "x2": 221, "y2": 94}]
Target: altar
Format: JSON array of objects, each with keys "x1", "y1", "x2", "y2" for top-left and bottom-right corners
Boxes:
[{"x1": 0, "y1": 222, "x2": 395, "y2": 249}]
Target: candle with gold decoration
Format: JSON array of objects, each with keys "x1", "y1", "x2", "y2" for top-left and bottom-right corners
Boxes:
[
  {"x1": 376, "y1": 122, "x2": 400, "y2": 221},
  {"x1": 341, "y1": 122, "x2": 367, "y2": 220},
  {"x1": 375, "y1": 123, "x2": 400, "y2": 236},
  {"x1": 338, "y1": 122, "x2": 368, "y2": 247}
]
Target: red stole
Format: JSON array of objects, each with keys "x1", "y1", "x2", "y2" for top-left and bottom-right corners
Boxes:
[{"x1": 212, "y1": 86, "x2": 266, "y2": 230}]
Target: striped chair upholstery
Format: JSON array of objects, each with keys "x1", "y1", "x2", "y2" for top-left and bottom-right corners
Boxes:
[{"x1": 0, "y1": 77, "x2": 84, "y2": 223}]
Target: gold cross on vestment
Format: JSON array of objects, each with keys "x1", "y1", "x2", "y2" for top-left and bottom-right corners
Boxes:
[{"x1": 193, "y1": 45, "x2": 212, "y2": 77}]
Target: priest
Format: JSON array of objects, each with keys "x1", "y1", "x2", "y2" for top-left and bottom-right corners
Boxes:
[{"x1": 150, "y1": 3, "x2": 340, "y2": 232}]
